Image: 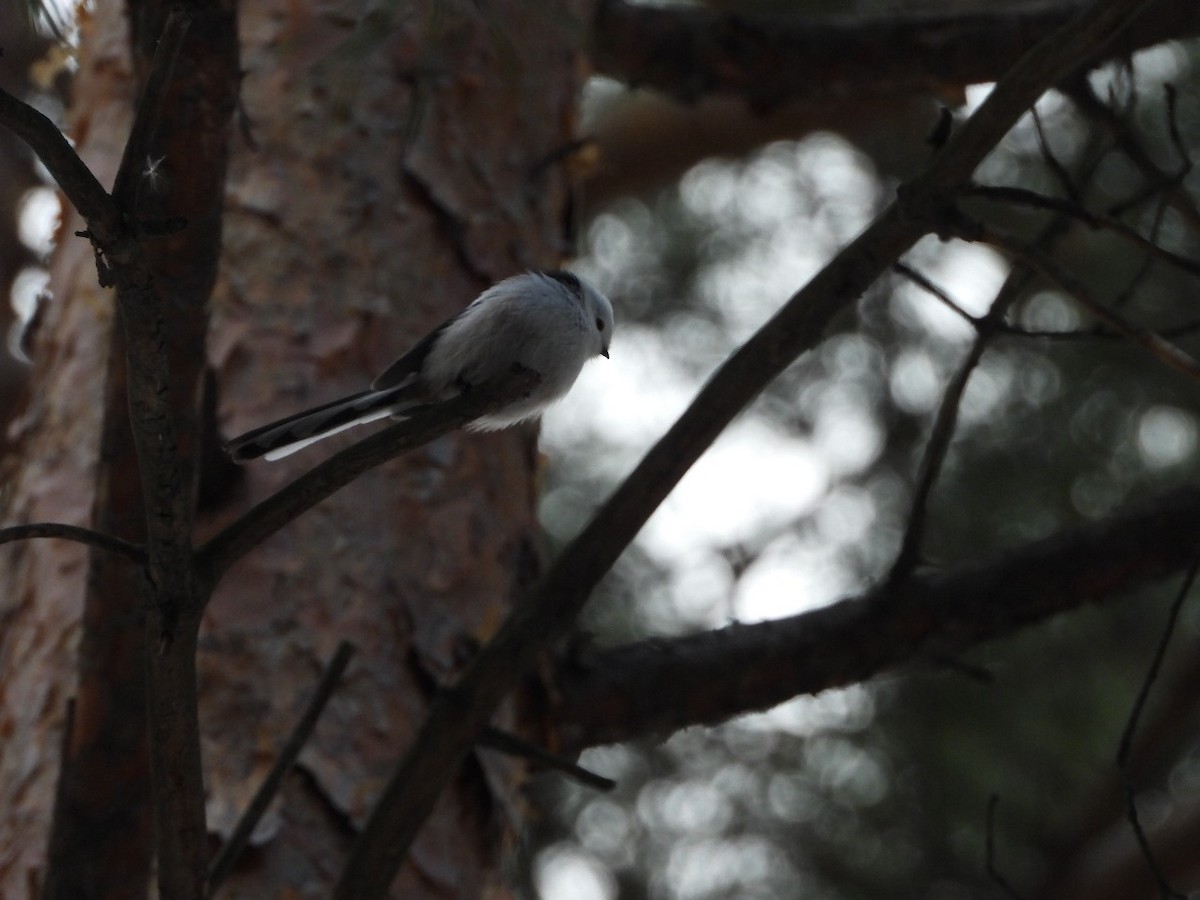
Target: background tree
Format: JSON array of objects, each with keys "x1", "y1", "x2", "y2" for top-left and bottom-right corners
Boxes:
[{"x1": 1, "y1": 1, "x2": 1199, "y2": 899}]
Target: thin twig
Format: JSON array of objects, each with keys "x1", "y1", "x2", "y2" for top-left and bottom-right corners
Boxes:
[
  {"x1": 890, "y1": 131, "x2": 1113, "y2": 587},
  {"x1": 1106, "y1": 83, "x2": 1196, "y2": 311},
  {"x1": 963, "y1": 185, "x2": 1200, "y2": 280},
  {"x1": 1112, "y1": 189, "x2": 1171, "y2": 308},
  {"x1": 0, "y1": 522, "x2": 146, "y2": 563},
  {"x1": 886, "y1": 267, "x2": 1017, "y2": 586},
  {"x1": 197, "y1": 368, "x2": 540, "y2": 586},
  {"x1": 887, "y1": 316, "x2": 989, "y2": 584},
  {"x1": 997, "y1": 315, "x2": 1200, "y2": 342},
  {"x1": 206, "y1": 641, "x2": 356, "y2": 895},
  {"x1": 0, "y1": 89, "x2": 120, "y2": 237},
  {"x1": 1031, "y1": 104, "x2": 1079, "y2": 204},
  {"x1": 969, "y1": 223, "x2": 1200, "y2": 383},
  {"x1": 1062, "y1": 77, "x2": 1200, "y2": 228},
  {"x1": 1115, "y1": 553, "x2": 1200, "y2": 900},
  {"x1": 1161, "y1": 84, "x2": 1191, "y2": 179},
  {"x1": 478, "y1": 728, "x2": 616, "y2": 792},
  {"x1": 892, "y1": 262, "x2": 981, "y2": 325},
  {"x1": 985, "y1": 795, "x2": 1026, "y2": 900}
]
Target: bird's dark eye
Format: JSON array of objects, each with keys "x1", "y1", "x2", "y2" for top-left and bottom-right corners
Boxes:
[{"x1": 596, "y1": 317, "x2": 606, "y2": 331}]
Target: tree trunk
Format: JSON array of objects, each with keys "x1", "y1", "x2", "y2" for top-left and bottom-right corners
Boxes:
[{"x1": 0, "y1": 3, "x2": 134, "y2": 895}]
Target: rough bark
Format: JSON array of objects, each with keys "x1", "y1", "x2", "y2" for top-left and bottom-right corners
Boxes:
[{"x1": 0, "y1": 6, "x2": 129, "y2": 894}]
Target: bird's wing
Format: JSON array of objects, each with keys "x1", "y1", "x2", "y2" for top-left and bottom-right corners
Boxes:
[{"x1": 370, "y1": 315, "x2": 456, "y2": 390}]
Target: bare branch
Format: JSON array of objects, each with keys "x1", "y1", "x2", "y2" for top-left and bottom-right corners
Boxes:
[
  {"x1": 593, "y1": 0, "x2": 1200, "y2": 107},
  {"x1": 0, "y1": 522, "x2": 146, "y2": 563},
  {"x1": 1031, "y1": 104, "x2": 1080, "y2": 204},
  {"x1": 893, "y1": 262, "x2": 981, "y2": 325},
  {"x1": 886, "y1": 273, "x2": 1016, "y2": 586},
  {"x1": 1115, "y1": 554, "x2": 1199, "y2": 900},
  {"x1": 892, "y1": 130, "x2": 1110, "y2": 586},
  {"x1": 964, "y1": 184, "x2": 1200, "y2": 280},
  {"x1": 478, "y1": 728, "x2": 615, "y2": 792},
  {"x1": 107, "y1": 5, "x2": 238, "y2": 898},
  {"x1": 206, "y1": 641, "x2": 356, "y2": 895},
  {"x1": 973, "y1": 223, "x2": 1200, "y2": 383},
  {"x1": 1064, "y1": 78, "x2": 1200, "y2": 229},
  {"x1": 999, "y1": 317, "x2": 1200, "y2": 342},
  {"x1": 197, "y1": 369, "x2": 541, "y2": 586},
  {"x1": 555, "y1": 489, "x2": 1200, "y2": 748},
  {"x1": 0, "y1": 89, "x2": 120, "y2": 239}
]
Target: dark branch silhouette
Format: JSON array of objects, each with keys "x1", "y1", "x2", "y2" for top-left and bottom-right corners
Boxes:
[
  {"x1": 478, "y1": 728, "x2": 615, "y2": 792},
  {"x1": 593, "y1": 0, "x2": 1200, "y2": 108},
  {"x1": 206, "y1": 641, "x2": 356, "y2": 895},
  {"x1": 0, "y1": 522, "x2": 146, "y2": 563},
  {"x1": 1115, "y1": 554, "x2": 1199, "y2": 900},
  {"x1": 196, "y1": 368, "x2": 541, "y2": 585},
  {"x1": 554, "y1": 488, "x2": 1200, "y2": 748}
]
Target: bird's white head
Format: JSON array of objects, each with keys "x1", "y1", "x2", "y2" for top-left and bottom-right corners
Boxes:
[{"x1": 544, "y1": 270, "x2": 614, "y2": 359}]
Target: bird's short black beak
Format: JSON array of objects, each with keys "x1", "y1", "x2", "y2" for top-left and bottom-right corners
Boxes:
[{"x1": 601, "y1": 348, "x2": 610, "y2": 359}]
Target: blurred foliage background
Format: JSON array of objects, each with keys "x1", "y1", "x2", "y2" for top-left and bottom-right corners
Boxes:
[{"x1": 528, "y1": 13, "x2": 1200, "y2": 900}]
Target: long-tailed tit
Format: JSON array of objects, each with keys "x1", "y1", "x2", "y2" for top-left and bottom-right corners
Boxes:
[{"x1": 227, "y1": 270, "x2": 613, "y2": 462}]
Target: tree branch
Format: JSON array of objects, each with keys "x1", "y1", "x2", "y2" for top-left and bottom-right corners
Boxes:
[
  {"x1": 971, "y1": 222, "x2": 1200, "y2": 383},
  {"x1": 552, "y1": 488, "x2": 1200, "y2": 748},
  {"x1": 593, "y1": 0, "x2": 1200, "y2": 108},
  {"x1": 986, "y1": 795, "x2": 1027, "y2": 900},
  {"x1": 197, "y1": 369, "x2": 541, "y2": 586},
  {"x1": 963, "y1": 184, "x2": 1200, "y2": 281},
  {"x1": 206, "y1": 641, "x2": 356, "y2": 895},
  {"x1": 332, "y1": 2, "x2": 1160, "y2": 896},
  {"x1": 0, "y1": 522, "x2": 146, "y2": 563},
  {"x1": 0, "y1": 89, "x2": 120, "y2": 239},
  {"x1": 478, "y1": 728, "x2": 615, "y2": 792},
  {"x1": 1114, "y1": 553, "x2": 1198, "y2": 900},
  {"x1": 886, "y1": 277, "x2": 1017, "y2": 586}
]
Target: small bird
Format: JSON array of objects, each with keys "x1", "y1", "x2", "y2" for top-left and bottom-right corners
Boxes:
[{"x1": 227, "y1": 270, "x2": 614, "y2": 462}]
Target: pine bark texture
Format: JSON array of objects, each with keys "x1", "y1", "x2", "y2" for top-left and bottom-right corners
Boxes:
[{"x1": 0, "y1": 6, "x2": 132, "y2": 895}]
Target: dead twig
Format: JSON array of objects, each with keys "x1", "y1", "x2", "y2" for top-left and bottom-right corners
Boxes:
[
  {"x1": 197, "y1": 368, "x2": 541, "y2": 586},
  {"x1": 0, "y1": 522, "x2": 146, "y2": 563},
  {"x1": 966, "y1": 223, "x2": 1200, "y2": 384},
  {"x1": 206, "y1": 641, "x2": 357, "y2": 895},
  {"x1": 479, "y1": 728, "x2": 615, "y2": 792},
  {"x1": 1114, "y1": 554, "x2": 1200, "y2": 900},
  {"x1": 962, "y1": 185, "x2": 1200, "y2": 281}
]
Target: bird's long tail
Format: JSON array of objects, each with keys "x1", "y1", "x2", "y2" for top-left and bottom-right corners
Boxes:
[{"x1": 227, "y1": 383, "x2": 422, "y2": 462}]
